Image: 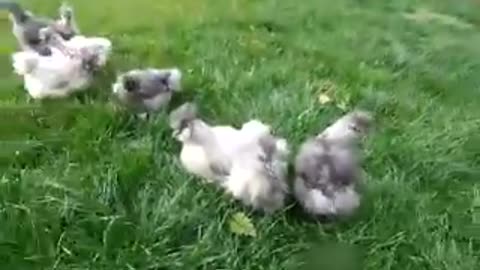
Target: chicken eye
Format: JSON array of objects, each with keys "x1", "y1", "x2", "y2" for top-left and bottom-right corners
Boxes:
[
  {"x1": 349, "y1": 124, "x2": 361, "y2": 133},
  {"x1": 179, "y1": 119, "x2": 189, "y2": 131}
]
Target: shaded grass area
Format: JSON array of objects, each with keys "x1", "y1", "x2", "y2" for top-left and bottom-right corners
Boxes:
[{"x1": 1, "y1": 0, "x2": 480, "y2": 269}]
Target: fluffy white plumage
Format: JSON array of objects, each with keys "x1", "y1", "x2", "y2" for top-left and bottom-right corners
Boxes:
[
  {"x1": 11, "y1": 28, "x2": 112, "y2": 99},
  {"x1": 294, "y1": 179, "x2": 360, "y2": 216},
  {"x1": 12, "y1": 47, "x2": 89, "y2": 99},
  {"x1": 224, "y1": 122, "x2": 290, "y2": 213},
  {"x1": 176, "y1": 121, "x2": 261, "y2": 183},
  {"x1": 180, "y1": 126, "x2": 239, "y2": 182},
  {"x1": 170, "y1": 104, "x2": 290, "y2": 213},
  {"x1": 62, "y1": 35, "x2": 112, "y2": 67}
]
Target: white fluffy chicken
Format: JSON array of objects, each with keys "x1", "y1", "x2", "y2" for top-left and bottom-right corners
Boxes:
[
  {"x1": 294, "y1": 111, "x2": 373, "y2": 219},
  {"x1": 169, "y1": 103, "x2": 290, "y2": 213},
  {"x1": 11, "y1": 27, "x2": 111, "y2": 99},
  {"x1": 169, "y1": 102, "x2": 246, "y2": 184},
  {"x1": 225, "y1": 121, "x2": 290, "y2": 213}
]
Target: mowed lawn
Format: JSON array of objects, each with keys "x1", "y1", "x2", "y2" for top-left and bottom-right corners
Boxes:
[{"x1": 1, "y1": 0, "x2": 480, "y2": 269}]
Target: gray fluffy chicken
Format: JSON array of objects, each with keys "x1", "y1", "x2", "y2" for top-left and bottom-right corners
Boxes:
[
  {"x1": 1, "y1": 1, "x2": 79, "y2": 56},
  {"x1": 112, "y1": 68, "x2": 182, "y2": 116},
  {"x1": 294, "y1": 110, "x2": 372, "y2": 219}
]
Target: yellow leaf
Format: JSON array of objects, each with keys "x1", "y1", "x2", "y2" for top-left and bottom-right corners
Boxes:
[
  {"x1": 228, "y1": 212, "x2": 257, "y2": 237},
  {"x1": 318, "y1": 93, "x2": 332, "y2": 104}
]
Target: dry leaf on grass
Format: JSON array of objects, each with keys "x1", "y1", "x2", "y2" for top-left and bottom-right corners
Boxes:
[
  {"x1": 316, "y1": 79, "x2": 338, "y2": 105},
  {"x1": 318, "y1": 93, "x2": 332, "y2": 104},
  {"x1": 228, "y1": 212, "x2": 257, "y2": 237}
]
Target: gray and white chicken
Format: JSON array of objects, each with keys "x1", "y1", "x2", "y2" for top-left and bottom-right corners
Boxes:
[
  {"x1": 112, "y1": 68, "x2": 182, "y2": 117},
  {"x1": 225, "y1": 127, "x2": 290, "y2": 213},
  {"x1": 169, "y1": 102, "x2": 242, "y2": 184},
  {"x1": 294, "y1": 110, "x2": 373, "y2": 219},
  {"x1": 1, "y1": 1, "x2": 79, "y2": 56},
  {"x1": 11, "y1": 27, "x2": 111, "y2": 99},
  {"x1": 169, "y1": 103, "x2": 290, "y2": 213}
]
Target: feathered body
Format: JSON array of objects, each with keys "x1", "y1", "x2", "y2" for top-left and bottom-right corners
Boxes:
[
  {"x1": 52, "y1": 2, "x2": 80, "y2": 40},
  {"x1": 11, "y1": 27, "x2": 112, "y2": 99},
  {"x1": 225, "y1": 127, "x2": 290, "y2": 213},
  {"x1": 169, "y1": 103, "x2": 245, "y2": 183},
  {"x1": 56, "y1": 35, "x2": 112, "y2": 72},
  {"x1": 170, "y1": 103, "x2": 290, "y2": 212},
  {"x1": 1, "y1": 1, "x2": 79, "y2": 55},
  {"x1": 64, "y1": 36, "x2": 111, "y2": 67},
  {"x1": 294, "y1": 111, "x2": 372, "y2": 218},
  {"x1": 11, "y1": 47, "x2": 90, "y2": 99},
  {"x1": 112, "y1": 68, "x2": 182, "y2": 113}
]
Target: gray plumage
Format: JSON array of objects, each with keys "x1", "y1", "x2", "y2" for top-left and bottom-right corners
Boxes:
[
  {"x1": 294, "y1": 111, "x2": 372, "y2": 217},
  {"x1": 232, "y1": 132, "x2": 289, "y2": 213},
  {"x1": 295, "y1": 138, "x2": 359, "y2": 196},
  {"x1": 169, "y1": 102, "x2": 198, "y2": 135},
  {"x1": 257, "y1": 134, "x2": 290, "y2": 193},
  {"x1": 1, "y1": 1, "x2": 79, "y2": 56},
  {"x1": 112, "y1": 68, "x2": 182, "y2": 114},
  {"x1": 53, "y1": 2, "x2": 79, "y2": 40}
]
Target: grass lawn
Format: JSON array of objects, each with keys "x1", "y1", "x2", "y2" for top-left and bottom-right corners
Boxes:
[{"x1": 1, "y1": 0, "x2": 480, "y2": 269}]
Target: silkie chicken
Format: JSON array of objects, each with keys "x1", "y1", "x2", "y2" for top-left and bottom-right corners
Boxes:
[
  {"x1": 112, "y1": 68, "x2": 182, "y2": 117},
  {"x1": 169, "y1": 103, "x2": 290, "y2": 213},
  {"x1": 1, "y1": 1, "x2": 80, "y2": 56},
  {"x1": 11, "y1": 27, "x2": 111, "y2": 99},
  {"x1": 294, "y1": 110, "x2": 373, "y2": 219}
]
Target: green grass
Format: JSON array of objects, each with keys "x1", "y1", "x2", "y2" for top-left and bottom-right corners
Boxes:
[{"x1": 1, "y1": 0, "x2": 480, "y2": 269}]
